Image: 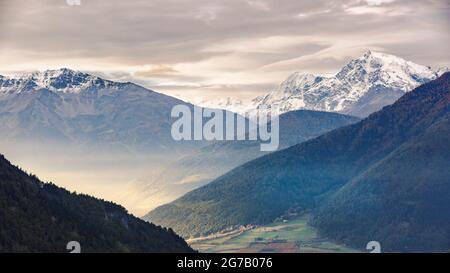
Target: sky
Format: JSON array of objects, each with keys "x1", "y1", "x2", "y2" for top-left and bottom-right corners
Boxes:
[{"x1": 0, "y1": 0, "x2": 449, "y2": 102}]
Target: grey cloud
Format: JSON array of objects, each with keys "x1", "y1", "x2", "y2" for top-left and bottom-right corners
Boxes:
[{"x1": 0, "y1": 0, "x2": 448, "y2": 99}]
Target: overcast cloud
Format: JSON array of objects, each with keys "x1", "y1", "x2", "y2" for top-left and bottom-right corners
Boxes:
[{"x1": 0, "y1": 0, "x2": 449, "y2": 100}]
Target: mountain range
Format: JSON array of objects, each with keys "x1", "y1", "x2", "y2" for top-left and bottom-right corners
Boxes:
[
  {"x1": 2, "y1": 57, "x2": 449, "y2": 252},
  {"x1": 0, "y1": 68, "x2": 204, "y2": 154},
  {"x1": 0, "y1": 153, "x2": 193, "y2": 253},
  {"x1": 125, "y1": 110, "x2": 359, "y2": 213},
  {"x1": 146, "y1": 73, "x2": 450, "y2": 252},
  {"x1": 196, "y1": 51, "x2": 447, "y2": 118},
  {"x1": 0, "y1": 68, "x2": 243, "y2": 214}
]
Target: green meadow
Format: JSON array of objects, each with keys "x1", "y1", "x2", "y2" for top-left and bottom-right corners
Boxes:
[{"x1": 190, "y1": 216, "x2": 359, "y2": 253}]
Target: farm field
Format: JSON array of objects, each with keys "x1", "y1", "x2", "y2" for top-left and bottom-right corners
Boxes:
[{"x1": 189, "y1": 216, "x2": 360, "y2": 253}]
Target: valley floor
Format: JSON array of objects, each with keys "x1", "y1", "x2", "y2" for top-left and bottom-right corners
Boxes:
[{"x1": 189, "y1": 216, "x2": 359, "y2": 253}]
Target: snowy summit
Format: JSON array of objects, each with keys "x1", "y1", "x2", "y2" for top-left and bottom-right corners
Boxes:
[{"x1": 202, "y1": 51, "x2": 447, "y2": 117}]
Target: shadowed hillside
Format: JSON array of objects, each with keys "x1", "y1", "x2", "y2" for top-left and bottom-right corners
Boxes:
[
  {"x1": 132, "y1": 110, "x2": 359, "y2": 213},
  {"x1": 0, "y1": 154, "x2": 193, "y2": 253},
  {"x1": 146, "y1": 73, "x2": 450, "y2": 252}
]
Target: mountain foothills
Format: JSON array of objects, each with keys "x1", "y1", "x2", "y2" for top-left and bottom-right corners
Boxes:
[
  {"x1": 129, "y1": 110, "x2": 359, "y2": 212},
  {"x1": 146, "y1": 73, "x2": 450, "y2": 252},
  {"x1": 0, "y1": 154, "x2": 193, "y2": 253},
  {"x1": 199, "y1": 51, "x2": 447, "y2": 118}
]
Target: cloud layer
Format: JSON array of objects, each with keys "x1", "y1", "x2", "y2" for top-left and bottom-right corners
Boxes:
[{"x1": 0, "y1": 0, "x2": 449, "y2": 100}]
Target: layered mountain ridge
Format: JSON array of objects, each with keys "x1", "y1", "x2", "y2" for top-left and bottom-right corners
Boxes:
[
  {"x1": 128, "y1": 110, "x2": 359, "y2": 214},
  {"x1": 146, "y1": 73, "x2": 450, "y2": 252}
]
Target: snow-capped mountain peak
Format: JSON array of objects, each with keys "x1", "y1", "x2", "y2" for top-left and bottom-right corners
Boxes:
[
  {"x1": 32, "y1": 68, "x2": 100, "y2": 92},
  {"x1": 336, "y1": 50, "x2": 437, "y2": 92},
  {"x1": 184, "y1": 96, "x2": 247, "y2": 115},
  {"x1": 0, "y1": 68, "x2": 121, "y2": 94},
  {"x1": 437, "y1": 66, "x2": 449, "y2": 76},
  {"x1": 274, "y1": 72, "x2": 319, "y2": 97},
  {"x1": 0, "y1": 67, "x2": 195, "y2": 153},
  {"x1": 252, "y1": 51, "x2": 444, "y2": 117},
  {"x1": 201, "y1": 51, "x2": 445, "y2": 117}
]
